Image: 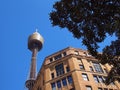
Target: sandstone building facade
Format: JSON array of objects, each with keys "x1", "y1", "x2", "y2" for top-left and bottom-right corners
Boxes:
[{"x1": 31, "y1": 47, "x2": 120, "y2": 90}]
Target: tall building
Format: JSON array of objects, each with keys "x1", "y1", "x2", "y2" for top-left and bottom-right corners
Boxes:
[
  {"x1": 27, "y1": 47, "x2": 120, "y2": 90},
  {"x1": 25, "y1": 31, "x2": 44, "y2": 90}
]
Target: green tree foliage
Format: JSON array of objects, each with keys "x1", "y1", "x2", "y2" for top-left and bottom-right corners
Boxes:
[{"x1": 50, "y1": 0, "x2": 120, "y2": 84}]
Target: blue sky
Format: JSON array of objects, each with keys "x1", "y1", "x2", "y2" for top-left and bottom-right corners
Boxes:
[{"x1": 0, "y1": 0, "x2": 116, "y2": 90}]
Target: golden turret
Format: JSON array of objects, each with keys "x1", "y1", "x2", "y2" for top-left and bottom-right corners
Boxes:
[{"x1": 28, "y1": 31, "x2": 44, "y2": 51}]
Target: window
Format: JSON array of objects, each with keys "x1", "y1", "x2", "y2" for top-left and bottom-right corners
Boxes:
[
  {"x1": 63, "y1": 52, "x2": 66, "y2": 56},
  {"x1": 62, "y1": 78, "x2": 67, "y2": 86},
  {"x1": 77, "y1": 58, "x2": 81, "y2": 60},
  {"x1": 77, "y1": 58, "x2": 82, "y2": 63},
  {"x1": 67, "y1": 75, "x2": 73, "y2": 84},
  {"x1": 89, "y1": 66, "x2": 94, "y2": 71},
  {"x1": 50, "y1": 58, "x2": 53, "y2": 62},
  {"x1": 86, "y1": 86, "x2": 92, "y2": 90},
  {"x1": 55, "y1": 63, "x2": 64, "y2": 76},
  {"x1": 57, "y1": 80, "x2": 61, "y2": 88},
  {"x1": 93, "y1": 75, "x2": 99, "y2": 83},
  {"x1": 54, "y1": 54, "x2": 62, "y2": 60},
  {"x1": 66, "y1": 66, "x2": 70, "y2": 72},
  {"x1": 110, "y1": 82, "x2": 114, "y2": 85},
  {"x1": 104, "y1": 88, "x2": 108, "y2": 90},
  {"x1": 74, "y1": 51, "x2": 79, "y2": 55},
  {"x1": 51, "y1": 82, "x2": 56, "y2": 90},
  {"x1": 82, "y1": 73, "x2": 89, "y2": 81},
  {"x1": 98, "y1": 88, "x2": 102, "y2": 90},
  {"x1": 93, "y1": 75, "x2": 106, "y2": 83},
  {"x1": 93, "y1": 62, "x2": 103, "y2": 73},
  {"x1": 98, "y1": 76, "x2": 104, "y2": 83},
  {"x1": 79, "y1": 65, "x2": 85, "y2": 70},
  {"x1": 87, "y1": 53, "x2": 92, "y2": 56},
  {"x1": 70, "y1": 88, "x2": 75, "y2": 90},
  {"x1": 83, "y1": 52, "x2": 87, "y2": 56},
  {"x1": 51, "y1": 73, "x2": 54, "y2": 79}
]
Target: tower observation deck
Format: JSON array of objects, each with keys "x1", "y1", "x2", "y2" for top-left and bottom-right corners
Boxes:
[{"x1": 25, "y1": 31, "x2": 44, "y2": 90}]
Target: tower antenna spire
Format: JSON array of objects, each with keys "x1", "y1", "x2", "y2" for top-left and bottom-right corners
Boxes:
[{"x1": 35, "y1": 28, "x2": 38, "y2": 32}]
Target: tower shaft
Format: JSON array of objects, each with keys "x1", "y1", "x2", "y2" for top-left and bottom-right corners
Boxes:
[
  {"x1": 30, "y1": 48, "x2": 38, "y2": 79},
  {"x1": 25, "y1": 48, "x2": 38, "y2": 90}
]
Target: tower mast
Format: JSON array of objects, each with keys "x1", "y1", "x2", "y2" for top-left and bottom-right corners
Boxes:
[{"x1": 25, "y1": 31, "x2": 44, "y2": 90}]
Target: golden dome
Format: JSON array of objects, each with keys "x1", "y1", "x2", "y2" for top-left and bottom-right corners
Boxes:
[{"x1": 28, "y1": 31, "x2": 44, "y2": 51}]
